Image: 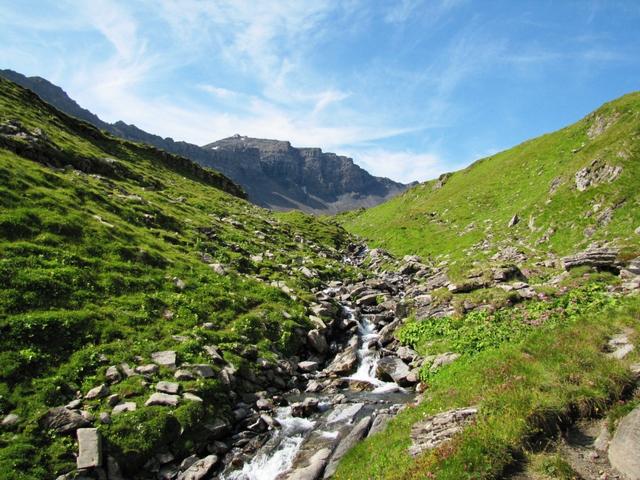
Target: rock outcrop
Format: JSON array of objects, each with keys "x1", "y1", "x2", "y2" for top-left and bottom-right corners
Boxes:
[
  {"x1": 608, "y1": 406, "x2": 640, "y2": 480},
  {"x1": 409, "y1": 407, "x2": 478, "y2": 457}
]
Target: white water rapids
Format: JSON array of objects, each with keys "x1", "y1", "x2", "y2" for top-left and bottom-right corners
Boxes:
[
  {"x1": 222, "y1": 293, "x2": 404, "y2": 479},
  {"x1": 221, "y1": 407, "x2": 315, "y2": 480},
  {"x1": 343, "y1": 307, "x2": 401, "y2": 394}
]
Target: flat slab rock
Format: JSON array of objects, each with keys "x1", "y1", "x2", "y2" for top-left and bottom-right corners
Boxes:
[
  {"x1": 76, "y1": 428, "x2": 102, "y2": 469},
  {"x1": 409, "y1": 407, "x2": 478, "y2": 457},
  {"x1": 609, "y1": 406, "x2": 640, "y2": 480}
]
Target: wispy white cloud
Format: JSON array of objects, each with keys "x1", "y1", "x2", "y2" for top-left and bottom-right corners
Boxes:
[{"x1": 348, "y1": 148, "x2": 447, "y2": 183}]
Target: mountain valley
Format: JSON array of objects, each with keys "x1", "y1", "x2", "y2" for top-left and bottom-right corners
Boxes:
[{"x1": 0, "y1": 74, "x2": 639, "y2": 480}]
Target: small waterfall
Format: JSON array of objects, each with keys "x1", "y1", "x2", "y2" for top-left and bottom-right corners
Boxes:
[
  {"x1": 222, "y1": 280, "x2": 409, "y2": 479},
  {"x1": 344, "y1": 307, "x2": 400, "y2": 393},
  {"x1": 221, "y1": 407, "x2": 315, "y2": 480}
]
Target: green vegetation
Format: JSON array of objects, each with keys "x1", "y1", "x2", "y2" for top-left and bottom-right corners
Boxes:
[
  {"x1": 398, "y1": 281, "x2": 618, "y2": 378},
  {"x1": 334, "y1": 292, "x2": 639, "y2": 479},
  {"x1": 0, "y1": 77, "x2": 355, "y2": 478},
  {"x1": 340, "y1": 92, "x2": 640, "y2": 279}
]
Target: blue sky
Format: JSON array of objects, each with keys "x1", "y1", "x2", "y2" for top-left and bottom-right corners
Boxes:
[{"x1": 1, "y1": 0, "x2": 639, "y2": 183}]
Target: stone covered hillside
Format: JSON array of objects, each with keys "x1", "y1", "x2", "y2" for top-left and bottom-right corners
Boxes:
[
  {"x1": 341, "y1": 91, "x2": 640, "y2": 282},
  {"x1": 0, "y1": 77, "x2": 358, "y2": 479}
]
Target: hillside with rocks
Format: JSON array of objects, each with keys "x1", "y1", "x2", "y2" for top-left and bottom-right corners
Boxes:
[
  {"x1": 0, "y1": 69, "x2": 410, "y2": 214},
  {"x1": 1, "y1": 73, "x2": 640, "y2": 480}
]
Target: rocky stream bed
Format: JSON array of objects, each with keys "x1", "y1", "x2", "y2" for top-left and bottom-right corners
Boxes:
[{"x1": 47, "y1": 244, "x2": 640, "y2": 480}]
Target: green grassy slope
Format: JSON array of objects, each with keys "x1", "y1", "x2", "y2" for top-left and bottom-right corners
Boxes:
[
  {"x1": 0, "y1": 78, "x2": 354, "y2": 478},
  {"x1": 341, "y1": 92, "x2": 640, "y2": 274}
]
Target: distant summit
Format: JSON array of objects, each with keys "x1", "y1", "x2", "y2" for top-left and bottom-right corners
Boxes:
[{"x1": 0, "y1": 69, "x2": 412, "y2": 213}]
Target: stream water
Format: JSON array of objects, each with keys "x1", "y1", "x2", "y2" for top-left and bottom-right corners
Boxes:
[{"x1": 220, "y1": 286, "x2": 414, "y2": 480}]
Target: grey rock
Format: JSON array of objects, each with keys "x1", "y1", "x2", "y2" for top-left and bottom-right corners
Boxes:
[
  {"x1": 203, "y1": 418, "x2": 230, "y2": 439},
  {"x1": 307, "y1": 329, "x2": 328, "y2": 354},
  {"x1": 177, "y1": 454, "x2": 218, "y2": 480},
  {"x1": 355, "y1": 293, "x2": 381, "y2": 307},
  {"x1": 85, "y1": 384, "x2": 109, "y2": 400},
  {"x1": 593, "y1": 421, "x2": 610, "y2": 452},
  {"x1": 507, "y1": 214, "x2": 519, "y2": 227},
  {"x1": 107, "y1": 394, "x2": 120, "y2": 407},
  {"x1": 65, "y1": 399, "x2": 83, "y2": 410},
  {"x1": 561, "y1": 247, "x2": 619, "y2": 271},
  {"x1": 1, "y1": 414, "x2": 19, "y2": 427},
  {"x1": 285, "y1": 448, "x2": 332, "y2": 480},
  {"x1": 606, "y1": 332, "x2": 634, "y2": 360},
  {"x1": 324, "y1": 340, "x2": 358, "y2": 376},
  {"x1": 208, "y1": 263, "x2": 226, "y2": 275},
  {"x1": 76, "y1": 428, "x2": 102, "y2": 469},
  {"x1": 298, "y1": 361, "x2": 320, "y2": 372},
  {"x1": 40, "y1": 407, "x2": 90, "y2": 434},
  {"x1": 99, "y1": 412, "x2": 111, "y2": 424},
  {"x1": 156, "y1": 381, "x2": 180, "y2": 394},
  {"x1": 256, "y1": 398, "x2": 274, "y2": 410},
  {"x1": 105, "y1": 366, "x2": 121, "y2": 383},
  {"x1": 575, "y1": 160, "x2": 622, "y2": 191},
  {"x1": 192, "y1": 364, "x2": 215, "y2": 378},
  {"x1": 326, "y1": 402, "x2": 364, "y2": 425},
  {"x1": 151, "y1": 351, "x2": 177, "y2": 370},
  {"x1": 368, "y1": 414, "x2": 392, "y2": 437},
  {"x1": 174, "y1": 369, "x2": 195, "y2": 381},
  {"x1": 112, "y1": 402, "x2": 137, "y2": 415},
  {"x1": 135, "y1": 364, "x2": 159, "y2": 375},
  {"x1": 608, "y1": 406, "x2": 640, "y2": 480},
  {"x1": 203, "y1": 345, "x2": 224, "y2": 363},
  {"x1": 323, "y1": 416, "x2": 372, "y2": 478},
  {"x1": 409, "y1": 407, "x2": 478, "y2": 456},
  {"x1": 145, "y1": 393, "x2": 180, "y2": 407},
  {"x1": 430, "y1": 352, "x2": 461, "y2": 372},
  {"x1": 376, "y1": 356, "x2": 413, "y2": 386},
  {"x1": 183, "y1": 393, "x2": 203, "y2": 402}
]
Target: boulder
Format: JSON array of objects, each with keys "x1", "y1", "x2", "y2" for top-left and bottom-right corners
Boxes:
[
  {"x1": 324, "y1": 341, "x2": 358, "y2": 376},
  {"x1": 85, "y1": 384, "x2": 109, "y2": 400},
  {"x1": 112, "y1": 402, "x2": 137, "y2": 415},
  {"x1": 105, "y1": 366, "x2": 121, "y2": 383},
  {"x1": 368, "y1": 414, "x2": 392, "y2": 437},
  {"x1": 40, "y1": 407, "x2": 90, "y2": 434},
  {"x1": 174, "y1": 369, "x2": 195, "y2": 381},
  {"x1": 192, "y1": 364, "x2": 215, "y2": 378},
  {"x1": 203, "y1": 345, "x2": 224, "y2": 363},
  {"x1": 1, "y1": 414, "x2": 19, "y2": 428},
  {"x1": 561, "y1": 247, "x2": 619, "y2": 271},
  {"x1": 291, "y1": 398, "x2": 319, "y2": 417},
  {"x1": 376, "y1": 356, "x2": 413, "y2": 386},
  {"x1": 183, "y1": 393, "x2": 203, "y2": 402},
  {"x1": 285, "y1": 448, "x2": 332, "y2": 480},
  {"x1": 298, "y1": 361, "x2": 320, "y2": 373},
  {"x1": 508, "y1": 214, "x2": 519, "y2": 228},
  {"x1": 429, "y1": 352, "x2": 461, "y2": 372},
  {"x1": 135, "y1": 364, "x2": 159, "y2": 375},
  {"x1": 606, "y1": 332, "x2": 634, "y2": 360},
  {"x1": 77, "y1": 428, "x2": 102, "y2": 469},
  {"x1": 151, "y1": 351, "x2": 177, "y2": 369},
  {"x1": 145, "y1": 393, "x2": 180, "y2": 407},
  {"x1": 326, "y1": 403, "x2": 364, "y2": 425},
  {"x1": 156, "y1": 381, "x2": 180, "y2": 394},
  {"x1": 409, "y1": 407, "x2": 478, "y2": 456},
  {"x1": 177, "y1": 455, "x2": 218, "y2": 480},
  {"x1": 307, "y1": 329, "x2": 328, "y2": 354},
  {"x1": 323, "y1": 416, "x2": 372, "y2": 478},
  {"x1": 608, "y1": 406, "x2": 640, "y2": 480}
]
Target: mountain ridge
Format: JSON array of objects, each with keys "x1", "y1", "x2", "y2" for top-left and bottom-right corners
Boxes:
[{"x1": 0, "y1": 68, "x2": 411, "y2": 214}]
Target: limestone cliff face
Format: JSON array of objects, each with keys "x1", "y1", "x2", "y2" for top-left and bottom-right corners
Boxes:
[
  {"x1": 1, "y1": 69, "x2": 411, "y2": 213},
  {"x1": 204, "y1": 136, "x2": 410, "y2": 213}
]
